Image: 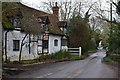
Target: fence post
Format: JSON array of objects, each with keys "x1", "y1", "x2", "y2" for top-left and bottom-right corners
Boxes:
[{"x1": 79, "y1": 47, "x2": 81, "y2": 56}]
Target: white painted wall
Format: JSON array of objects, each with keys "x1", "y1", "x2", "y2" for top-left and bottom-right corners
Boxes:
[
  {"x1": 48, "y1": 34, "x2": 62, "y2": 54},
  {"x1": 3, "y1": 30, "x2": 39, "y2": 61},
  {"x1": 37, "y1": 40, "x2": 42, "y2": 54},
  {"x1": 3, "y1": 30, "x2": 68, "y2": 61}
]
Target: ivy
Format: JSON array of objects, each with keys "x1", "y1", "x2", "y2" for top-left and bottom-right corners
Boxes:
[{"x1": 2, "y1": 16, "x2": 13, "y2": 29}]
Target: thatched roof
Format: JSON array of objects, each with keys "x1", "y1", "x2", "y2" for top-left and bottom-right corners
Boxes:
[
  {"x1": 20, "y1": 3, "x2": 48, "y2": 34},
  {"x1": 2, "y1": 2, "x2": 65, "y2": 35},
  {"x1": 39, "y1": 14, "x2": 64, "y2": 35},
  {"x1": 58, "y1": 21, "x2": 67, "y2": 28}
]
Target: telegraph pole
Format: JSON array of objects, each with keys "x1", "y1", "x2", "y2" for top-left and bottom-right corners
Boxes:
[
  {"x1": 110, "y1": 3, "x2": 112, "y2": 27},
  {"x1": 110, "y1": 2, "x2": 113, "y2": 36}
]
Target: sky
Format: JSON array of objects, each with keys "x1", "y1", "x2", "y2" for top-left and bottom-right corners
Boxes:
[
  {"x1": 20, "y1": 0, "x2": 117, "y2": 12},
  {"x1": 20, "y1": 0, "x2": 118, "y2": 18}
]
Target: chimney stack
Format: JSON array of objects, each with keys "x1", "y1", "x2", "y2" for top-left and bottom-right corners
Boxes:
[{"x1": 52, "y1": 2, "x2": 59, "y2": 18}]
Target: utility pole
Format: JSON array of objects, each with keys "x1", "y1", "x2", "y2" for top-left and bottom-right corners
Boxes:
[
  {"x1": 110, "y1": 2, "x2": 113, "y2": 36},
  {"x1": 0, "y1": 1, "x2": 2, "y2": 79},
  {"x1": 0, "y1": 1, "x2": 2, "y2": 62},
  {"x1": 110, "y1": 3, "x2": 112, "y2": 27}
]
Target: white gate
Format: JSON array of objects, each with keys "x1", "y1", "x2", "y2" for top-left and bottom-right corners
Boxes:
[{"x1": 67, "y1": 47, "x2": 81, "y2": 56}]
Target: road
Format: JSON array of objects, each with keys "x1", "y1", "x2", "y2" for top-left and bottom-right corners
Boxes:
[{"x1": 11, "y1": 50, "x2": 118, "y2": 78}]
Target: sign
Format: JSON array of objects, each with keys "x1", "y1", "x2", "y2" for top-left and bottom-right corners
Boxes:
[{"x1": 43, "y1": 35, "x2": 48, "y2": 40}]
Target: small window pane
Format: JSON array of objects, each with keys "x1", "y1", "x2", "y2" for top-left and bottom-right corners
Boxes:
[
  {"x1": 62, "y1": 39, "x2": 67, "y2": 46},
  {"x1": 43, "y1": 40, "x2": 48, "y2": 49},
  {"x1": 54, "y1": 39, "x2": 58, "y2": 46},
  {"x1": 13, "y1": 40, "x2": 20, "y2": 51}
]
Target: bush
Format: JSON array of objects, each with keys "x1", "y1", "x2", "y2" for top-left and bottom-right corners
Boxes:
[
  {"x1": 104, "y1": 51, "x2": 120, "y2": 64},
  {"x1": 38, "y1": 54, "x2": 52, "y2": 61},
  {"x1": 37, "y1": 50, "x2": 71, "y2": 61},
  {"x1": 52, "y1": 50, "x2": 71, "y2": 60}
]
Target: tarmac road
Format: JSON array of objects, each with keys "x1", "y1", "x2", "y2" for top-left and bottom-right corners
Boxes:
[{"x1": 11, "y1": 50, "x2": 118, "y2": 78}]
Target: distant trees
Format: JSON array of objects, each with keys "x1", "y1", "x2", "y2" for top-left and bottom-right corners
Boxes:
[
  {"x1": 41, "y1": 1, "x2": 87, "y2": 21},
  {"x1": 108, "y1": 24, "x2": 120, "y2": 52},
  {"x1": 69, "y1": 15, "x2": 90, "y2": 52},
  {"x1": 107, "y1": 1, "x2": 120, "y2": 52},
  {"x1": 107, "y1": 1, "x2": 120, "y2": 56},
  {"x1": 99, "y1": 1, "x2": 120, "y2": 63}
]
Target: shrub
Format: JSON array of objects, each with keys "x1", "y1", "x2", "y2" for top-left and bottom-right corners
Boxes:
[
  {"x1": 37, "y1": 50, "x2": 71, "y2": 61},
  {"x1": 70, "y1": 55, "x2": 81, "y2": 60},
  {"x1": 52, "y1": 50, "x2": 71, "y2": 60}
]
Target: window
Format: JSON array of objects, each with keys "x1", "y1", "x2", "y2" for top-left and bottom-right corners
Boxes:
[
  {"x1": 13, "y1": 40, "x2": 20, "y2": 51},
  {"x1": 8, "y1": 16, "x2": 21, "y2": 28},
  {"x1": 38, "y1": 17, "x2": 42, "y2": 23},
  {"x1": 43, "y1": 40, "x2": 48, "y2": 49},
  {"x1": 63, "y1": 28, "x2": 67, "y2": 34},
  {"x1": 54, "y1": 39, "x2": 58, "y2": 46},
  {"x1": 13, "y1": 18, "x2": 21, "y2": 28},
  {"x1": 62, "y1": 39, "x2": 67, "y2": 46}
]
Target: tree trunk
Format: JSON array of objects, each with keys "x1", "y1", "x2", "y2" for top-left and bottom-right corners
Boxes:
[
  {"x1": 29, "y1": 34, "x2": 31, "y2": 54},
  {"x1": 19, "y1": 34, "x2": 28, "y2": 62},
  {"x1": 4, "y1": 30, "x2": 9, "y2": 63}
]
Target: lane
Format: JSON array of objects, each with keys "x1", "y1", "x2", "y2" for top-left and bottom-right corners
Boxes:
[
  {"x1": 76, "y1": 51, "x2": 118, "y2": 78},
  {"x1": 11, "y1": 50, "x2": 118, "y2": 78},
  {"x1": 12, "y1": 58, "x2": 92, "y2": 78}
]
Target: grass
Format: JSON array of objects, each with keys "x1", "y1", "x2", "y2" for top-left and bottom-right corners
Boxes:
[
  {"x1": 69, "y1": 55, "x2": 80, "y2": 60},
  {"x1": 103, "y1": 52, "x2": 119, "y2": 64},
  {"x1": 103, "y1": 57, "x2": 118, "y2": 64},
  {"x1": 70, "y1": 55, "x2": 87, "y2": 60},
  {"x1": 87, "y1": 50, "x2": 97, "y2": 53}
]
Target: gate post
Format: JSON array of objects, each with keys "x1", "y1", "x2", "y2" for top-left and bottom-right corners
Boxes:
[{"x1": 79, "y1": 47, "x2": 81, "y2": 56}]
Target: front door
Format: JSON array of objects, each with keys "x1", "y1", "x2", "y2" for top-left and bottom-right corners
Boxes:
[{"x1": 42, "y1": 34, "x2": 49, "y2": 53}]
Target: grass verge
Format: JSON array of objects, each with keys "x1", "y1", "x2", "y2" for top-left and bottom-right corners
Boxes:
[
  {"x1": 87, "y1": 50, "x2": 97, "y2": 53},
  {"x1": 3, "y1": 50, "x2": 89, "y2": 64}
]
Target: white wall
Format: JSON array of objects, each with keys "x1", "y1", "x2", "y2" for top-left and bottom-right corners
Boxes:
[
  {"x1": 0, "y1": 22, "x2": 2, "y2": 63},
  {"x1": 3, "y1": 30, "x2": 39, "y2": 61},
  {"x1": 48, "y1": 34, "x2": 62, "y2": 54}
]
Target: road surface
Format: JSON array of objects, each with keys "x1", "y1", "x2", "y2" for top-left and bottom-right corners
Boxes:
[{"x1": 11, "y1": 50, "x2": 118, "y2": 78}]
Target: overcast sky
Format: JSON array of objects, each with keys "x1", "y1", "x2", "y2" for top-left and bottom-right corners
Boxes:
[
  {"x1": 20, "y1": 0, "x2": 117, "y2": 12},
  {"x1": 20, "y1": 0, "x2": 118, "y2": 20}
]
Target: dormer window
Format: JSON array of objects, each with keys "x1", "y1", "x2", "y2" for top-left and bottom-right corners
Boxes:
[
  {"x1": 7, "y1": 16, "x2": 21, "y2": 28},
  {"x1": 13, "y1": 17, "x2": 21, "y2": 28},
  {"x1": 38, "y1": 17, "x2": 42, "y2": 23}
]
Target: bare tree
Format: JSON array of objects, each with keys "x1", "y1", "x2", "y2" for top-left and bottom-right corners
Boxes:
[{"x1": 41, "y1": 1, "x2": 85, "y2": 21}]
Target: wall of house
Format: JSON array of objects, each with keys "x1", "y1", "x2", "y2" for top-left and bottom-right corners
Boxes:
[
  {"x1": 3, "y1": 30, "x2": 39, "y2": 61},
  {"x1": 48, "y1": 34, "x2": 62, "y2": 54},
  {"x1": 0, "y1": 22, "x2": 2, "y2": 63}
]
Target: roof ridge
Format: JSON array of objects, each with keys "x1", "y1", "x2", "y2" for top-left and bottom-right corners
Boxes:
[{"x1": 21, "y1": 2, "x2": 49, "y2": 15}]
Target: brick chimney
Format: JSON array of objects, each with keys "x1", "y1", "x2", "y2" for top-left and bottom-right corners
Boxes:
[{"x1": 52, "y1": 2, "x2": 59, "y2": 18}]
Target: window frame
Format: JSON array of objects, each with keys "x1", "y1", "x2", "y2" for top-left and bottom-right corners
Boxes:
[
  {"x1": 61, "y1": 39, "x2": 67, "y2": 46},
  {"x1": 43, "y1": 40, "x2": 48, "y2": 49},
  {"x1": 54, "y1": 39, "x2": 58, "y2": 46},
  {"x1": 13, "y1": 40, "x2": 20, "y2": 51}
]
